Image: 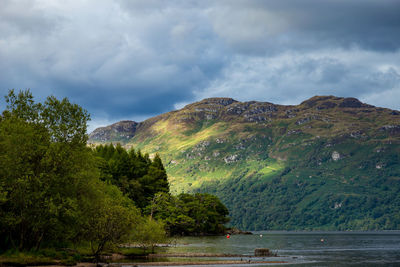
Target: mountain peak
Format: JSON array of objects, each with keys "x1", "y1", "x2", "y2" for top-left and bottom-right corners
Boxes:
[
  {"x1": 89, "y1": 120, "x2": 138, "y2": 143},
  {"x1": 183, "y1": 97, "x2": 238, "y2": 110},
  {"x1": 199, "y1": 97, "x2": 238, "y2": 106},
  {"x1": 300, "y1": 95, "x2": 373, "y2": 109}
]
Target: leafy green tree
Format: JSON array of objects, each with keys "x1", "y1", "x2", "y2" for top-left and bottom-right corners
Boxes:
[
  {"x1": 0, "y1": 90, "x2": 93, "y2": 250},
  {"x1": 132, "y1": 217, "x2": 167, "y2": 253},
  {"x1": 94, "y1": 146, "x2": 169, "y2": 209},
  {"x1": 0, "y1": 90, "x2": 144, "y2": 255},
  {"x1": 177, "y1": 193, "x2": 230, "y2": 234},
  {"x1": 140, "y1": 154, "x2": 169, "y2": 200},
  {"x1": 147, "y1": 192, "x2": 229, "y2": 236},
  {"x1": 80, "y1": 182, "x2": 141, "y2": 261}
]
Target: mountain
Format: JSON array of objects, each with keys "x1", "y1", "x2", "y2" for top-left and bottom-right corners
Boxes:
[
  {"x1": 89, "y1": 96, "x2": 400, "y2": 230},
  {"x1": 89, "y1": 120, "x2": 138, "y2": 143}
]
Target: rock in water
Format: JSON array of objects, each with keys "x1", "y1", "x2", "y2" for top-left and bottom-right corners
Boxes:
[{"x1": 255, "y1": 248, "x2": 272, "y2": 256}]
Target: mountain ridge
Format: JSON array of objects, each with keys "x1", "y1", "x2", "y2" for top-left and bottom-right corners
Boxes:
[{"x1": 89, "y1": 95, "x2": 399, "y2": 144}]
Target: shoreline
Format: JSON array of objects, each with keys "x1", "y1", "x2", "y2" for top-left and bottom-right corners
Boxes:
[
  {"x1": 18, "y1": 260, "x2": 287, "y2": 267},
  {"x1": 23, "y1": 260, "x2": 288, "y2": 267},
  {"x1": 147, "y1": 253, "x2": 272, "y2": 258},
  {"x1": 111, "y1": 260, "x2": 287, "y2": 266}
]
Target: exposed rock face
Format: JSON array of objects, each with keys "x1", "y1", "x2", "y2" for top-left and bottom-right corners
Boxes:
[
  {"x1": 332, "y1": 151, "x2": 341, "y2": 161},
  {"x1": 213, "y1": 151, "x2": 220, "y2": 157},
  {"x1": 316, "y1": 101, "x2": 337, "y2": 110},
  {"x1": 201, "y1": 97, "x2": 237, "y2": 106},
  {"x1": 224, "y1": 154, "x2": 239, "y2": 163},
  {"x1": 334, "y1": 202, "x2": 343, "y2": 209},
  {"x1": 88, "y1": 120, "x2": 138, "y2": 143},
  {"x1": 379, "y1": 125, "x2": 400, "y2": 135},
  {"x1": 338, "y1": 97, "x2": 371, "y2": 108},
  {"x1": 296, "y1": 117, "x2": 311, "y2": 125},
  {"x1": 226, "y1": 102, "x2": 251, "y2": 115}
]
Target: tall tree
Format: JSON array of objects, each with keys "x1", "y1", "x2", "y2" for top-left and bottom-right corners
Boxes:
[
  {"x1": 0, "y1": 90, "x2": 139, "y2": 251},
  {"x1": 140, "y1": 154, "x2": 169, "y2": 200},
  {"x1": 94, "y1": 147, "x2": 170, "y2": 209}
]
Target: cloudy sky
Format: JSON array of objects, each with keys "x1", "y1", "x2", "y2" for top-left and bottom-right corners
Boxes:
[{"x1": 1, "y1": 0, "x2": 399, "y2": 131}]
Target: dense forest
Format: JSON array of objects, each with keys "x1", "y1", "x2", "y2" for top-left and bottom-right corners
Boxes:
[{"x1": 0, "y1": 90, "x2": 229, "y2": 262}]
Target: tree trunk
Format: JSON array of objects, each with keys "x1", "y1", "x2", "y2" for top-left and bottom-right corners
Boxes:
[
  {"x1": 35, "y1": 231, "x2": 45, "y2": 251},
  {"x1": 9, "y1": 232, "x2": 17, "y2": 250},
  {"x1": 19, "y1": 225, "x2": 25, "y2": 250}
]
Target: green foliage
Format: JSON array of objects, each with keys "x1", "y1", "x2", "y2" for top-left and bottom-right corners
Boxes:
[
  {"x1": 132, "y1": 217, "x2": 167, "y2": 253},
  {"x1": 81, "y1": 182, "x2": 141, "y2": 261},
  {"x1": 93, "y1": 144, "x2": 230, "y2": 236},
  {"x1": 147, "y1": 192, "x2": 229, "y2": 236},
  {"x1": 94, "y1": 144, "x2": 169, "y2": 209},
  {"x1": 197, "y1": 140, "x2": 400, "y2": 230},
  {"x1": 0, "y1": 90, "x2": 141, "y2": 258},
  {"x1": 0, "y1": 90, "x2": 93, "y2": 251},
  {"x1": 0, "y1": 89, "x2": 231, "y2": 265}
]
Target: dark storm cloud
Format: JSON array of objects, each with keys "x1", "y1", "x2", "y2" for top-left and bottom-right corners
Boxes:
[
  {"x1": 0, "y1": 0, "x2": 225, "y2": 128},
  {"x1": 209, "y1": 0, "x2": 400, "y2": 54},
  {"x1": 0, "y1": 0, "x2": 399, "y2": 131}
]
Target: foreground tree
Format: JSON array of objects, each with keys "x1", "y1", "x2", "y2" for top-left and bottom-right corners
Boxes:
[
  {"x1": 0, "y1": 90, "x2": 92, "y2": 250},
  {"x1": 81, "y1": 182, "x2": 141, "y2": 261},
  {"x1": 0, "y1": 90, "x2": 140, "y2": 253},
  {"x1": 0, "y1": 90, "x2": 231, "y2": 259}
]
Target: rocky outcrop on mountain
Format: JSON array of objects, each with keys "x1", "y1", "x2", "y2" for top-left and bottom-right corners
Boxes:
[{"x1": 89, "y1": 120, "x2": 138, "y2": 143}]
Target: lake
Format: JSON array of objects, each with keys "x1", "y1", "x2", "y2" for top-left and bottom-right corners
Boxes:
[{"x1": 149, "y1": 231, "x2": 400, "y2": 266}]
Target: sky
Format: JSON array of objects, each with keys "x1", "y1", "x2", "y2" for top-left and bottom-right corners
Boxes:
[{"x1": 0, "y1": 0, "x2": 399, "y2": 132}]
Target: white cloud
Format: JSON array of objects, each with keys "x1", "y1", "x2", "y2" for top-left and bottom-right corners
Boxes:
[
  {"x1": 362, "y1": 87, "x2": 400, "y2": 111},
  {"x1": 195, "y1": 49, "x2": 400, "y2": 109}
]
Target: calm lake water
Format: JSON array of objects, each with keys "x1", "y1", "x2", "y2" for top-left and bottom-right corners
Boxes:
[{"x1": 153, "y1": 231, "x2": 400, "y2": 266}]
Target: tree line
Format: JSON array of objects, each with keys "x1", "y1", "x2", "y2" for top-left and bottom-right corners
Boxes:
[
  {"x1": 0, "y1": 90, "x2": 229, "y2": 259},
  {"x1": 94, "y1": 143, "x2": 229, "y2": 236}
]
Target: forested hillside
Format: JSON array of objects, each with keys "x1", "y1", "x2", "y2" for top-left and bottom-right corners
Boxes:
[{"x1": 90, "y1": 96, "x2": 400, "y2": 230}]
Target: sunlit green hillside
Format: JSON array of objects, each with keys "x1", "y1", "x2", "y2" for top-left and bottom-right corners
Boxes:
[{"x1": 89, "y1": 96, "x2": 400, "y2": 230}]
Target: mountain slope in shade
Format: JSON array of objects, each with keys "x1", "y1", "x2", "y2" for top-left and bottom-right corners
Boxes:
[
  {"x1": 89, "y1": 120, "x2": 138, "y2": 143},
  {"x1": 89, "y1": 96, "x2": 400, "y2": 230}
]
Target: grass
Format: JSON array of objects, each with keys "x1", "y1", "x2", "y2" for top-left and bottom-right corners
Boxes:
[
  {"x1": 0, "y1": 248, "x2": 83, "y2": 266},
  {"x1": 0, "y1": 245, "x2": 154, "y2": 266}
]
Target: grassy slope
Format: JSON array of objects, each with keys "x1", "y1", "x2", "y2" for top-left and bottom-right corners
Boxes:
[{"x1": 90, "y1": 96, "x2": 400, "y2": 230}]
